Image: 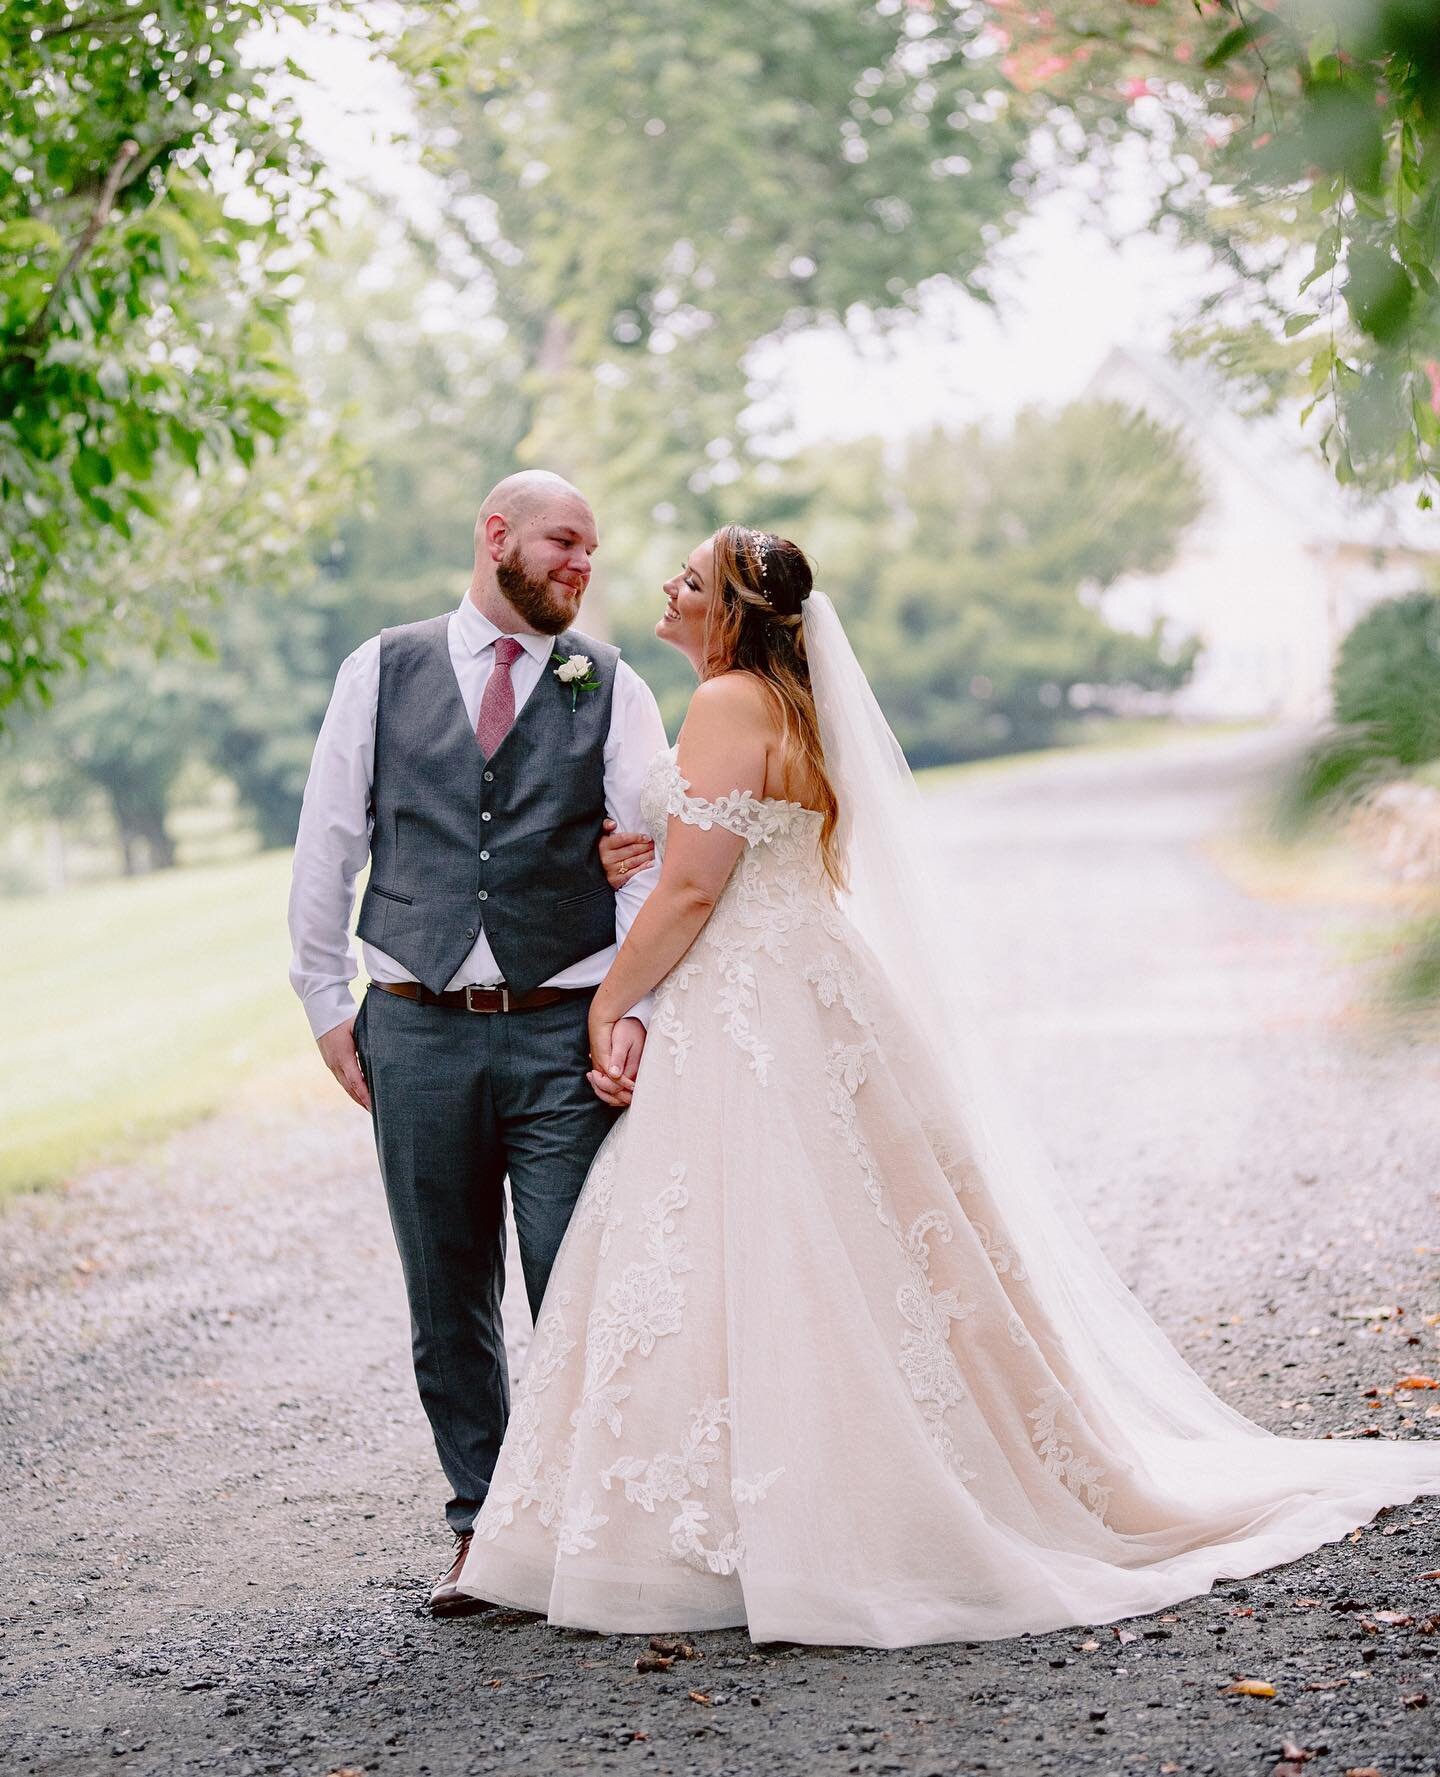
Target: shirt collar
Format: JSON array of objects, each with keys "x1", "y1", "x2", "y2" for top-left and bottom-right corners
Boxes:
[{"x1": 454, "y1": 589, "x2": 556, "y2": 666}]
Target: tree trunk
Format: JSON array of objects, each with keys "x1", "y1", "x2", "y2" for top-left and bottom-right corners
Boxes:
[{"x1": 111, "y1": 797, "x2": 177, "y2": 873}]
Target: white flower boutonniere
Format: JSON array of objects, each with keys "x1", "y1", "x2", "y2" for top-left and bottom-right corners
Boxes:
[{"x1": 552, "y1": 651, "x2": 601, "y2": 710}]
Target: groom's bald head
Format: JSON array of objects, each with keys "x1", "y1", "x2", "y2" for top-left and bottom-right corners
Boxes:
[
  {"x1": 470, "y1": 469, "x2": 598, "y2": 633},
  {"x1": 474, "y1": 470, "x2": 594, "y2": 554}
]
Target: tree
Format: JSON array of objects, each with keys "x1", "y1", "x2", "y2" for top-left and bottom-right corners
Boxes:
[
  {"x1": 0, "y1": 0, "x2": 473, "y2": 719},
  {"x1": 0, "y1": 2, "x2": 346, "y2": 714},
  {"x1": 418, "y1": 0, "x2": 1035, "y2": 536},
  {"x1": 669, "y1": 402, "x2": 1202, "y2": 765},
  {"x1": 5, "y1": 650, "x2": 204, "y2": 873},
  {"x1": 0, "y1": 210, "x2": 537, "y2": 864},
  {"x1": 983, "y1": 0, "x2": 1440, "y2": 500}
]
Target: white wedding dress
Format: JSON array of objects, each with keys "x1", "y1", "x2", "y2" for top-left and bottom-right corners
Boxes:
[{"x1": 457, "y1": 739, "x2": 1440, "y2": 1648}]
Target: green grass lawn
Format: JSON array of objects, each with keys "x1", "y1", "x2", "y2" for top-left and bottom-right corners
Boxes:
[{"x1": 0, "y1": 850, "x2": 319, "y2": 1199}]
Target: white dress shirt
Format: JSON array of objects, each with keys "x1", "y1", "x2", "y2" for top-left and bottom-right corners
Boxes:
[{"x1": 288, "y1": 588, "x2": 668, "y2": 1040}]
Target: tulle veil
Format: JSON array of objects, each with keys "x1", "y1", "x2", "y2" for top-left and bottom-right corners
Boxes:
[{"x1": 803, "y1": 587, "x2": 1440, "y2": 1504}]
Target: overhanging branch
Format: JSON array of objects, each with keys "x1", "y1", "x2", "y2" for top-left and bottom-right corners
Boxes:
[{"x1": 23, "y1": 137, "x2": 140, "y2": 348}]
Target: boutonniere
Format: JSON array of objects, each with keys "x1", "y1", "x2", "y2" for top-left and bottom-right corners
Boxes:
[{"x1": 552, "y1": 651, "x2": 600, "y2": 711}]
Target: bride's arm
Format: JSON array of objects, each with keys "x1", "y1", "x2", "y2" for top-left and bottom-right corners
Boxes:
[{"x1": 587, "y1": 674, "x2": 770, "y2": 1091}]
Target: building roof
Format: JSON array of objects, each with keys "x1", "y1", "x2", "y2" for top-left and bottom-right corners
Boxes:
[{"x1": 1084, "y1": 344, "x2": 1439, "y2": 555}]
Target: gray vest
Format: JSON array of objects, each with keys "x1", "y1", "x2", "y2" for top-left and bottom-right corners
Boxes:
[{"x1": 355, "y1": 613, "x2": 620, "y2": 995}]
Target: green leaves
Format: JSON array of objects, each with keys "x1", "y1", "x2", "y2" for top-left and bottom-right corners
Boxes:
[
  {"x1": 1343, "y1": 246, "x2": 1415, "y2": 344},
  {"x1": 0, "y1": 0, "x2": 375, "y2": 719},
  {"x1": 984, "y1": 0, "x2": 1440, "y2": 500}
]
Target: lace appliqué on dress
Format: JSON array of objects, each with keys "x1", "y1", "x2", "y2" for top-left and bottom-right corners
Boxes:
[
  {"x1": 808, "y1": 960, "x2": 980, "y2": 1484},
  {"x1": 601, "y1": 1396, "x2": 745, "y2": 1575},
  {"x1": 572, "y1": 1141, "x2": 623, "y2": 1257},
  {"x1": 652, "y1": 960, "x2": 701, "y2": 1076},
  {"x1": 581, "y1": 1167, "x2": 691, "y2": 1436},
  {"x1": 1027, "y1": 1383, "x2": 1113, "y2": 1518},
  {"x1": 474, "y1": 1292, "x2": 577, "y2": 1539}
]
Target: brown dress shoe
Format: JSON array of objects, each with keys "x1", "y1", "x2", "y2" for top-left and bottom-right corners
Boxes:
[{"x1": 428, "y1": 1532, "x2": 494, "y2": 1618}]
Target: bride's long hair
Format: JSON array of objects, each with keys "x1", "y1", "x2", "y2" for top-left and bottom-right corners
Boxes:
[{"x1": 702, "y1": 523, "x2": 845, "y2": 889}]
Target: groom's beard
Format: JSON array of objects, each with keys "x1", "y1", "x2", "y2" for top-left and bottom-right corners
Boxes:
[{"x1": 496, "y1": 545, "x2": 581, "y2": 636}]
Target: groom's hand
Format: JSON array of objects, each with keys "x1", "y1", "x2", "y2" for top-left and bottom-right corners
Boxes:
[
  {"x1": 587, "y1": 1013, "x2": 646, "y2": 1108},
  {"x1": 317, "y1": 1016, "x2": 371, "y2": 1112}
]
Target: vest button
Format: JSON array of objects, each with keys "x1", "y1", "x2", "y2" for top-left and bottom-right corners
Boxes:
[
  {"x1": 479, "y1": 850, "x2": 490, "y2": 861},
  {"x1": 477, "y1": 890, "x2": 488, "y2": 902},
  {"x1": 465, "y1": 928, "x2": 476, "y2": 940},
  {"x1": 481, "y1": 811, "x2": 492, "y2": 822},
  {"x1": 483, "y1": 771, "x2": 494, "y2": 782}
]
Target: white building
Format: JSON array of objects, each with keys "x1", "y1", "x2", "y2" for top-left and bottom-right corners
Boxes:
[{"x1": 1085, "y1": 345, "x2": 1438, "y2": 720}]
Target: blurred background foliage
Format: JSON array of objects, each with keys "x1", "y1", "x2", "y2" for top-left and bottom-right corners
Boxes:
[{"x1": 0, "y1": 0, "x2": 1436, "y2": 1002}]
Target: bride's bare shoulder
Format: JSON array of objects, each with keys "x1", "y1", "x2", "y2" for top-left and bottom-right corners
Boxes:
[{"x1": 683, "y1": 670, "x2": 779, "y2": 734}]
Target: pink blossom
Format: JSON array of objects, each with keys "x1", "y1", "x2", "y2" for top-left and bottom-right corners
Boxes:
[{"x1": 1122, "y1": 77, "x2": 1151, "y2": 100}]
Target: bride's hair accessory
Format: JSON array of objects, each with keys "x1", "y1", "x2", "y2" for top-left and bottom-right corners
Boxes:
[{"x1": 732, "y1": 524, "x2": 810, "y2": 618}]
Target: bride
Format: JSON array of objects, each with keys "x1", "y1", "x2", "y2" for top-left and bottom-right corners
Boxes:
[{"x1": 457, "y1": 523, "x2": 1440, "y2": 1647}]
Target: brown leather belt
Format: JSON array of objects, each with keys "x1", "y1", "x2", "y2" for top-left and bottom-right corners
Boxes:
[{"x1": 368, "y1": 980, "x2": 592, "y2": 1014}]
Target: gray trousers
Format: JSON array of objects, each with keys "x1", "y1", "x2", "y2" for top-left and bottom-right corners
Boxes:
[{"x1": 353, "y1": 984, "x2": 618, "y2": 1536}]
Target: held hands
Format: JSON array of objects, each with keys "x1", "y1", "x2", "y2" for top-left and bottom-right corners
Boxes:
[
  {"x1": 318, "y1": 1016, "x2": 371, "y2": 1112},
  {"x1": 587, "y1": 1009, "x2": 646, "y2": 1108},
  {"x1": 599, "y1": 817, "x2": 656, "y2": 888}
]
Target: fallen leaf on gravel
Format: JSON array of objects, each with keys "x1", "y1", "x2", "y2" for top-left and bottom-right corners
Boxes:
[
  {"x1": 1159, "y1": 1764, "x2": 1181, "y2": 1774},
  {"x1": 649, "y1": 1636, "x2": 699, "y2": 1660},
  {"x1": 1229, "y1": 1606, "x2": 1255, "y2": 1617},
  {"x1": 1417, "y1": 1569, "x2": 1440, "y2": 1580},
  {"x1": 1222, "y1": 1679, "x2": 1277, "y2": 1698},
  {"x1": 687, "y1": 1690, "x2": 713, "y2": 1706},
  {"x1": 1111, "y1": 1627, "x2": 1139, "y2": 1644},
  {"x1": 1159, "y1": 1613, "x2": 1179, "y2": 1623},
  {"x1": 1356, "y1": 1619, "x2": 1382, "y2": 1634},
  {"x1": 634, "y1": 1654, "x2": 673, "y2": 1674},
  {"x1": 1400, "y1": 1691, "x2": 1428, "y2": 1708},
  {"x1": 326, "y1": 1769, "x2": 366, "y2": 1776},
  {"x1": 1078, "y1": 1638, "x2": 1100, "y2": 1651},
  {"x1": 627, "y1": 1730, "x2": 650, "y2": 1741},
  {"x1": 1292, "y1": 1598, "x2": 1326, "y2": 1610},
  {"x1": 1416, "y1": 1616, "x2": 1440, "y2": 1633},
  {"x1": 1279, "y1": 1741, "x2": 1316, "y2": 1763},
  {"x1": 1303, "y1": 1678, "x2": 1349, "y2": 1691},
  {"x1": 1371, "y1": 1611, "x2": 1412, "y2": 1626},
  {"x1": 1342, "y1": 1768, "x2": 1383, "y2": 1776},
  {"x1": 1396, "y1": 1375, "x2": 1440, "y2": 1389}
]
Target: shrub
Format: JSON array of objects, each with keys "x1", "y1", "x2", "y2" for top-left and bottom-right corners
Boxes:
[{"x1": 1333, "y1": 591, "x2": 1440, "y2": 766}]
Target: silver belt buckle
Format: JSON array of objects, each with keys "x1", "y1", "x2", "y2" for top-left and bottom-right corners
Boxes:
[{"x1": 465, "y1": 984, "x2": 509, "y2": 1012}]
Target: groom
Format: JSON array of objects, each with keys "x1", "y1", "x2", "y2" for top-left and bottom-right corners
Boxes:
[{"x1": 287, "y1": 470, "x2": 666, "y2": 1613}]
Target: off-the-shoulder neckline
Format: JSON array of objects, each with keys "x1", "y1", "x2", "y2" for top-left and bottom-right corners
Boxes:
[{"x1": 661, "y1": 744, "x2": 824, "y2": 819}]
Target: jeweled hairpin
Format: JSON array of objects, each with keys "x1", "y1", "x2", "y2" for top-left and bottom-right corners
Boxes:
[{"x1": 746, "y1": 527, "x2": 773, "y2": 602}]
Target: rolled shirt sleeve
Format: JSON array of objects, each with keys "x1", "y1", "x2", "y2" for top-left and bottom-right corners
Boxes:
[{"x1": 286, "y1": 638, "x2": 380, "y2": 1040}]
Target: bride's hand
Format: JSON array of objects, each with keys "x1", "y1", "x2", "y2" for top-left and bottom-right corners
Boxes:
[
  {"x1": 599, "y1": 818, "x2": 655, "y2": 888},
  {"x1": 587, "y1": 1008, "x2": 644, "y2": 1108}
]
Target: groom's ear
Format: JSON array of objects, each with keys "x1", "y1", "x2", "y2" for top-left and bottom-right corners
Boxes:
[{"x1": 482, "y1": 512, "x2": 510, "y2": 560}]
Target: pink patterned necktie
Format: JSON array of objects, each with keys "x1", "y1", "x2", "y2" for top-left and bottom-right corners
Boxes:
[{"x1": 475, "y1": 635, "x2": 524, "y2": 758}]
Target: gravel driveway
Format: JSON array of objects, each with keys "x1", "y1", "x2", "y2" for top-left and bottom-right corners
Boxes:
[{"x1": 4, "y1": 728, "x2": 1438, "y2": 1777}]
